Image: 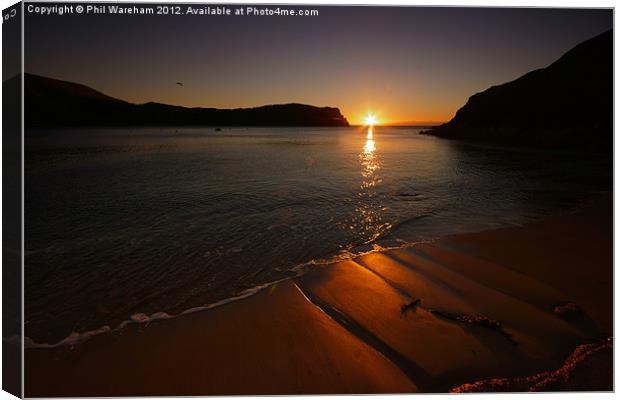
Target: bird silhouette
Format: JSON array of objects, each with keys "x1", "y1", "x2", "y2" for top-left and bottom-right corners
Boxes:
[{"x1": 176, "y1": 82, "x2": 184, "y2": 87}]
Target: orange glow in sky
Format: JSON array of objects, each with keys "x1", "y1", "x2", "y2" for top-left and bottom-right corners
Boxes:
[{"x1": 24, "y1": 7, "x2": 610, "y2": 127}]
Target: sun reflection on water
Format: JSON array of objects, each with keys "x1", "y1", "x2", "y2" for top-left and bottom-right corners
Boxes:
[
  {"x1": 361, "y1": 127, "x2": 379, "y2": 184},
  {"x1": 364, "y1": 127, "x2": 376, "y2": 154},
  {"x1": 354, "y1": 126, "x2": 391, "y2": 244}
]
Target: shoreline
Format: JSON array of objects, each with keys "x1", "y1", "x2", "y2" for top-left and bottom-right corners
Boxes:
[
  {"x1": 21, "y1": 193, "x2": 604, "y2": 350},
  {"x1": 25, "y1": 195, "x2": 612, "y2": 395}
]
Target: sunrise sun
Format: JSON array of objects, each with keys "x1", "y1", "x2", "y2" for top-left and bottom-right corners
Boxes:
[{"x1": 364, "y1": 114, "x2": 378, "y2": 126}]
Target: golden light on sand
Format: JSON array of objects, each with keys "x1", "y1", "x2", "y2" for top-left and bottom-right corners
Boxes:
[{"x1": 364, "y1": 114, "x2": 378, "y2": 126}]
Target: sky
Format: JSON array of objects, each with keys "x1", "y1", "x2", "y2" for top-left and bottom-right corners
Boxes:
[{"x1": 24, "y1": 5, "x2": 612, "y2": 125}]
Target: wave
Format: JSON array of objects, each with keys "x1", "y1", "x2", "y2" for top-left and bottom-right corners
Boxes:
[
  {"x1": 14, "y1": 239, "x2": 432, "y2": 350},
  {"x1": 17, "y1": 277, "x2": 290, "y2": 349}
]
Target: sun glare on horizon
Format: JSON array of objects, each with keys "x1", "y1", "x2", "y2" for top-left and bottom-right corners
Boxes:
[{"x1": 364, "y1": 114, "x2": 378, "y2": 126}]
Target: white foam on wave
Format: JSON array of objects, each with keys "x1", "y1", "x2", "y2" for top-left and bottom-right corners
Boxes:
[
  {"x1": 19, "y1": 278, "x2": 292, "y2": 350},
  {"x1": 18, "y1": 239, "x2": 431, "y2": 350}
]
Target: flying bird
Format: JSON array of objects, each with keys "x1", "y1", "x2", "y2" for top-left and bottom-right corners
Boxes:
[{"x1": 176, "y1": 82, "x2": 184, "y2": 87}]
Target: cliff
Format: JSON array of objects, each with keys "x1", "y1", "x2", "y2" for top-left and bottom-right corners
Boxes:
[
  {"x1": 422, "y1": 30, "x2": 612, "y2": 152},
  {"x1": 15, "y1": 73, "x2": 349, "y2": 127}
]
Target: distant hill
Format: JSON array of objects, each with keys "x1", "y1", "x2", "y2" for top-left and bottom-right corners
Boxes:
[
  {"x1": 10, "y1": 73, "x2": 349, "y2": 127},
  {"x1": 422, "y1": 30, "x2": 612, "y2": 152}
]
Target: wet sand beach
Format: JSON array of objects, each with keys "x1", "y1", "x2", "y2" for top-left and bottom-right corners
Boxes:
[{"x1": 25, "y1": 196, "x2": 612, "y2": 396}]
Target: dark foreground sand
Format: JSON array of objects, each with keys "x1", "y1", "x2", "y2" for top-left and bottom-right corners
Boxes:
[{"x1": 25, "y1": 196, "x2": 612, "y2": 396}]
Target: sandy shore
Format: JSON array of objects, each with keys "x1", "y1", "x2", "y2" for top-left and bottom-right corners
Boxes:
[{"x1": 25, "y1": 196, "x2": 612, "y2": 396}]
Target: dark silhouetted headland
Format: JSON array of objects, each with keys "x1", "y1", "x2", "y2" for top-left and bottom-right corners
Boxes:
[
  {"x1": 422, "y1": 30, "x2": 612, "y2": 152},
  {"x1": 13, "y1": 73, "x2": 350, "y2": 127}
]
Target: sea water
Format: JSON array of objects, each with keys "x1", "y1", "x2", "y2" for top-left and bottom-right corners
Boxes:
[{"x1": 24, "y1": 126, "x2": 611, "y2": 344}]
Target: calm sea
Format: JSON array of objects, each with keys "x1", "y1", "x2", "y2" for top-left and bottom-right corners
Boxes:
[{"x1": 24, "y1": 126, "x2": 611, "y2": 344}]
